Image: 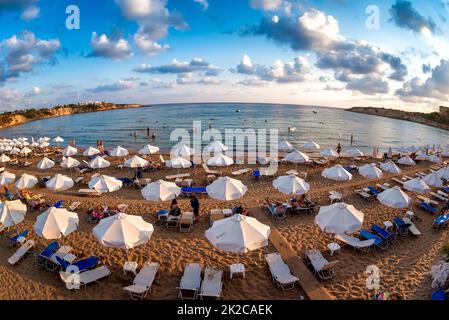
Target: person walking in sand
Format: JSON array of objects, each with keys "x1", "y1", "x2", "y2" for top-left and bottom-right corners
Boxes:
[{"x1": 190, "y1": 195, "x2": 200, "y2": 223}]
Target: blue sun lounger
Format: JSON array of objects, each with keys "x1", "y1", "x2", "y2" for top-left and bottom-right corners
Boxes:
[
  {"x1": 54, "y1": 200, "x2": 64, "y2": 208},
  {"x1": 56, "y1": 256, "x2": 100, "y2": 273},
  {"x1": 35, "y1": 241, "x2": 59, "y2": 268},
  {"x1": 371, "y1": 225, "x2": 395, "y2": 243},
  {"x1": 360, "y1": 230, "x2": 389, "y2": 249},
  {"x1": 8, "y1": 230, "x2": 29, "y2": 247},
  {"x1": 181, "y1": 187, "x2": 207, "y2": 196},
  {"x1": 433, "y1": 214, "x2": 449, "y2": 229},
  {"x1": 393, "y1": 217, "x2": 411, "y2": 236},
  {"x1": 118, "y1": 178, "x2": 133, "y2": 188},
  {"x1": 431, "y1": 290, "x2": 446, "y2": 300},
  {"x1": 368, "y1": 187, "x2": 381, "y2": 196},
  {"x1": 419, "y1": 201, "x2": 438, "y2": 214}
]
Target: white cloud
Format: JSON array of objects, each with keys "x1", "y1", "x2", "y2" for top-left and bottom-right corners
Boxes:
[
  {"x1": 20, "y1": 5, "x2": 39, "y2": 21},
  {"x1": 193, "y1": 0, "x2": 209, "y2": 10},
  {"x1": 250, "y1": 0, "x2": 282, "y2": 11},
  {"x1": 89, "y1": 32, "x2": 133, "y2": 60},
  {"x1": 134, "y1": 32, "x2": 170, "y2": 55},
  {"x1": 0, "y1": 87, "x2": 21, "y2": 110}
]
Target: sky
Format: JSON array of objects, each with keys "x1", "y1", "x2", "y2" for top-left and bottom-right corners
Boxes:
[{"x1": 0, "y1": 0, "x2": 448, "y2": 112}]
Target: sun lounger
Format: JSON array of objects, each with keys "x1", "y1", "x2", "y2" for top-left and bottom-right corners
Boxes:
[
  {"x1": 77, "y1": 189, "x2": 102, "y2": 197},
  {"x1": 431, "y1": 192, "x2": 448, "y2": 202},
  {"x1": 355, "y1": 189, "x2": 373, "y2": 201},
  {"x1": 419, "y1": 201, "x2": 438, "y2": 214},
  {"x1": 360, "y1": 230, "x2": 389, "y2": 249},
  {"x1": 202, "y1": 163, "x2": 221, "y2": 176},
  {"x1": 231, "y1": 168, "x2": 252, "y2": 176},
  {"x1": 329, "y1": 191, "x2": 342, "y2": 203},
  {"x1": 392, "y1": 217, "x2": 410, "y2": 236},
  {"x1": 199, "y1": 267, "x2": 223, "y2": 300},
  {"x1": 177, "y1": 263, "x2": 203, "y2": 300},
  {"x1": 433, "y1": 214, "x2": 449, "y2": 229},
  {"x1": 45, "y1": 246, "x2": 72, "y2": 271},
  {"x1": 56, "y1": 255, "x2": 100, "y2": 273},
  {"x1": 8, "y1": 229, "x2": 29, "y2": 247},
  {"x1": 265, "y1": 204, "x2": 287, "y2": 220},
  {"x1": 60, "y1": 265, "x2": 110, "y2": 290},
  {"x1": 368, "y1": 186, "x2": 381, "y2": 196},
  {"x1": 258, "y1": 167, "x2": 277, "y2": 178},
  {"x1": 8, "y1": 239, "x2": 35, "y2": 265},
  {"x1": 265, "y1": 253, "x2": 299, "y2": 290},
  {"x1": 209, "y1": 209, "x2": 225, "y2": 225},
  {"x1": 123, "y1": 262, "x2": 159, "y2": 299},
  {"x1": 180, "y1": 187, "x2": 207, "y2": 196},
  {"x1": 304, "y1": 249, "x2": 339, "y2": 280},
  {"x1": 371, "y1": 225, "x2": 395, "y2": 243},
  {"x1": 402, "y1": 217, "x2": 421, "y2": 236},
  {"x1": 179, "y1": 212, "x2": 194, "y2": 232},
  {"x1": 35, "y1": 241, "x2": 59, "y2": 268},
  {"x1": 165, "y1": 173, "x2": 191, "y2": 180},
  {"x1": 392, "y1": 178, "x2": 404, "y2": 185},
  {"x1": 336, "y1": 234, "x2": 375, "y2": 252},
  {"x1": 313, "y1": 159, "x2": 327, "y2": 166},
  {"x1": 417, "y1": 195, "x2": 439, "y2": 206},
  {"x1": 68, "y1": 201, "x2": 81, "y2": 211}
]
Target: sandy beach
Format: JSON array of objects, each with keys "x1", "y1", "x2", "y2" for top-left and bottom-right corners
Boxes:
[{"x1": 0, "y1": 150, "x2": 448, "y2": 300}]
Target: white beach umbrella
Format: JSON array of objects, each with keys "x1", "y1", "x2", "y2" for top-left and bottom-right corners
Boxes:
[
  {"x1": 0, "y1": 154, "x2": 10, "y2": 163},
  {"x1": 20, "y1": 147, "x2": 32, "y2": 155},
  {"x1": 276, "y1": 139, "x2": 294, "y2": 152},
  {"x1": 15, "y1": 173, "x2": 38, "y2": 190},
  {"x1": 93, "y1": 213, "x2": 154, "y2": 250},
  {"x1": 205, "y1": 214, "x2": 270, "y2": 254},
  {"x1": 429, "y1": 154, "x2": 442, "y2": 164},
  {"x1": 10, "y1": 147, "x2": 20, "y2": 155},
  {"x1": 283, "y1": 150, "x2": 310, "y2": 163},
  {"x1": 0, "y1": 200, "x2": 27, "y2": 228},
  {"x1": 46, "y1": 174, "x2": 74, "y2": 192},
  {"x1": 30, "y1": 141, "x2": 39, "y2": 148},
  {"x1": 346, "y1": 148, "x2": 363, "y2": 158},
  {"x1": 4, "y1": 146, "x2": 12, "y2": 152},
  {"x1": 423, "y1": 172, "x2": 443, "y2": 188},
  {"x1": 124, "y1": 155, "x2": 149, "y2": 168},
  {"x1": 0, "y1": 171, "x2": 15, "y2": 185},
  {"x1": 437, "y1": 166, "x2": 449, "y2": 180},
  {"x1": 207, "y1": 153, "x2": 234, "y2": 167},
  {"x1": 377, "y1": 186, "x2": 412, "y2": 208},
  {"x1": 407, "y1": 145, "x2": 419, "y2": 153},
  {"x1": 322, "y1": 165, "x2": 353, "y2": 181},
  {"x1": 358, "y1": 163, "x2": 383, "y2": 179},
  {"x1": 61, "y1": 157, "x2": 80, "y2": 168},
  {"x1": 403, "y1": 178, "x2": 430, "y2": 194},
  {"x1": 141, "y1": 180, "x2": 181, "y2": 201},
  {"x1": 62, "y1": 146, "x2": 78, "y2": 157},
  {"x1": 380, "y1": 161, "x2": 402, "y2": 174},
  {"x1": 415, "y1": 152, "x2": 430, "y2": 161},
  {"x1": 53, "y1": 136, "x2": 64, "y2": 143},
  {"x1": 88, "y1": 174, "x2": 122, "y2": 193},
  {"x1": 89, "y1": 156, "x2": 111, "y2": 169},
  {"x1": 169, "y1": 156, "x2": 192, "y2": 169},
  {"x1": 110, "y1": 146, "x2": 129, "y2": 157},
  {"x1": 398, "y1": 156, "x2": 416, "y2": 166},
  {"x1": 138, "y1": 144, "x2": 160, "y2": 155},
  {"x1": 205, "y1": 141, "x2": 228, "y2": 154},
  {"x1": 206, "y1": 176, "x2": 248, "y2": 201},
  {"x1": 315, "y1": 202, "x2": 364, "y2": 235},
  {"x1": 37, "y1": 157, "x2": 55, "y2": 170},
  {"x1": 273, "y1": 175, "x2": 310, "y2": 195},
  {"x1": 172, "y1": 144, "x2": 194, "y2": 158},
  {"x1": 83, "y1": 146, "x2": 101, "y2": 157},
  {"x1": 303, "y1": 140, "x2": 320, "y2": 151},
  {"x1": 34, "y1": 207, "x2": 79, "y2": 239},
  {"x1": 320, "y1": 148, "x2": 339, "y2": 158},
  {"x1": 39, "y1": 142, "x2": 50, "y2": 148}
]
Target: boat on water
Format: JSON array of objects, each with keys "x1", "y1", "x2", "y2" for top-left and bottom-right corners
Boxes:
[
  {"x1": 313, "y1": 110, "x2": 318, "y2": 114},
  {"x1": 288, "y1": 127, "x2": 297, "y2": 132},
  {"x1": 236, "y1": 109, "x2": 241, "y2": 113}
]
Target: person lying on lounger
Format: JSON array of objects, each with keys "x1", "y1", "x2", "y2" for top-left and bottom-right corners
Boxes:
[
  {"x1": 168, "y1": 199, "x2": 182, "y2": 220},
  {"x1": 265, "y1": 198, "x2": 286, "y2": 216}
]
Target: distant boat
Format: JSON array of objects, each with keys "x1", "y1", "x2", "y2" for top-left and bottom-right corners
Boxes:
[
  {"x1": 288, "y1": 127, "x2": 297, "y2": 132},
  {"x1": 313, "y1": 110, "x2": 318, "y2": 114},
  {"x1": 236, "y1": 108, "x2": 241, "y2": 113}
]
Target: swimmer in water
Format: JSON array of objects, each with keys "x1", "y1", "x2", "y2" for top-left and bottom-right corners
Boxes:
[
  {"x1": 152, "y1": 130, "x2": 156, "y2": 139},
  {"x1": 133, "y1": 131, "x2": 137, "y2": 137}
]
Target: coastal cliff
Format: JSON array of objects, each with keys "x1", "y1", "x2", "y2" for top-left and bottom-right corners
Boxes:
[
  {"x1": 0, "y1": 102, "x2": 142, "y2": 130},
  {"x1": 347, "y1": 107, "x2": 449, "y2": 131}
]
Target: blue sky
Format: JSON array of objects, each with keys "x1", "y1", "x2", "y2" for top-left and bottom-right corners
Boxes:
[{"x1": 0, "y1": 0, "x2": 448, "y2": 112}]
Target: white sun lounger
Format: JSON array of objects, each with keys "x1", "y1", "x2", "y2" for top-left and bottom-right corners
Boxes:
[
  {"x1": 46, "y1": 246, "x2": 73, "y2": 271},
  {"x1": 265, "y1": 253, "x2": 299, "y2": 291},
  {"x1": 123, "y1": 262, "x2": 159, "y2": 300},
  {"x1": 199, "y1": 267, "x2": 223, "y2": 300},
  {"x1": 336, "y1": 234, "x2": 375, "y2": 252},
  {"x1": 8, "y1": 239, "x2": 35, "y2": 265},
  {"x1": 77, "y1": 189, "x2": 102, "y2": 197},
  {"x1": 177, "y1": 263, "x2": 202, "y2": 300},
  {"x1": 60, "y1": 265, "x2": 111, "y2": 290},
  {"x1": 231, "y1": 168, "x2": 252, "y2": 176},
  {"x1": 402, "y1": 217, "x2": 421, "y2": 236},
  {"x1": 305, "y1": 249, "x2": 339, "y2": 280}
]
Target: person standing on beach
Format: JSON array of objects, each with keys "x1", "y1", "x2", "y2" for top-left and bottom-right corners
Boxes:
[
  {"x1": 146, "y1": 127, "x2": 150, "y2": 137},
  {"x1": 336, "y1": 143, "x2": 342, "y2": 157},
  {"x1": 190, "y1": 195, "x2": 200, "y2": 223}
]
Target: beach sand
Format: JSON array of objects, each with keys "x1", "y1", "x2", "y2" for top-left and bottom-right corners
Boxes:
[{"x1": 0, "y1": 150, "x2": 448, "y2": 300}]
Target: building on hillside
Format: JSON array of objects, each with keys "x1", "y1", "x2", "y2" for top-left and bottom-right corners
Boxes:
[{"x1": 439, "y1": 106, "x2": 449, "y2": 116}]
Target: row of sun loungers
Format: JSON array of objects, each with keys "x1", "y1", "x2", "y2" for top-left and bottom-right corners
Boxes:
[{"x1": 177, "y1": 263, "x2": 223, "y2": 300}]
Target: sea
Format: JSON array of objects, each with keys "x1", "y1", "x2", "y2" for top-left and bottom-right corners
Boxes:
[{"x1": 0, "y1": 103, "x2": 448, "y2": 154}]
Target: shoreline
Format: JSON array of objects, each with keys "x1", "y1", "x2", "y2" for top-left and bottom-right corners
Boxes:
[{"x1": 347, "y1": 107, "x2": 449, "y2": 132}]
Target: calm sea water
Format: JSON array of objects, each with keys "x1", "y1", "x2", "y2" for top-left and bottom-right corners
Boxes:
[{"x1": 0, "y1": 103, "x2": 448, "y2": 153}]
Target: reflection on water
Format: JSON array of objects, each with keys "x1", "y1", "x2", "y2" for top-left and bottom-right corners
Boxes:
[{"x1": 0, "y1": 103, "x2": 448, "y2": 153}]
